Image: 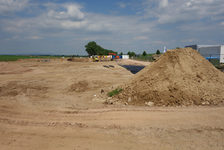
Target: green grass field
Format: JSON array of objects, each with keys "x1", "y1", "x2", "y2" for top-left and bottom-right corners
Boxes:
[
  {"x1": 134, "y1": 54, "x2": 156, "y2": 62},
  {"x1": 0, "y1": 55, "x2": 67, "y2": 62}
]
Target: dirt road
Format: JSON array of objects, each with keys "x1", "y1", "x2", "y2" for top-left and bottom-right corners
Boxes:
[{"x1": 0, "y1": 59, "x2": 223, "y2": 150}]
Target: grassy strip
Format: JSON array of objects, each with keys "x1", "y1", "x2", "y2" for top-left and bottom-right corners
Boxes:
[
  {"x1": 208, "y1": 59, "x2": 224, "y2": 71},
  {"x1": 133, "y1": 54, "x2": 157, "y2": 62},
  {"x1": 108, "y1": 88, "x2": 123, "y2": 97},
  {"x1": 0, "y1": 55, "x2": 63, "y2": 62}
]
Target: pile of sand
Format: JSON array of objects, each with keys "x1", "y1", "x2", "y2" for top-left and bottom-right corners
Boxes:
[
  {"x1": 0, "y1": 62, "x2": 31, "y2": 74},
  {"x1": 117, "y1": 48, "x2": 224, "y2": 106}
]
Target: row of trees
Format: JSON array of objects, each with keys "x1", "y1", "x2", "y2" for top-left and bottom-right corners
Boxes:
[
  {"x1": 85, "y1": 41, "x2": 117, "y2": 56},
  {"x1": 85, "y1": 41, "x2": 161, "y2": 57},
  {"x1": 127, "y1": 50, "x2": 161, "y2": 57},
  {"x1": 142, "y1": 50, "x2": 161, "y2": 56}
]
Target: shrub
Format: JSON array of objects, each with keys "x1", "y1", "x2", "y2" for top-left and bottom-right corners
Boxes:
[
  {"x1": 142, "y1": 51, "x2": 147, "y2": 56},
  {"x1": 156, "y1": 50, "x2": 161, "y2": 54},
  {"x1": 108, "y1": 88, "x2": 123, "y2": 97}
]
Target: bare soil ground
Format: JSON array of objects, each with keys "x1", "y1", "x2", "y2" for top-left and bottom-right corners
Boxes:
[{"x1": 0, "y1": 59, "x2": 224, "y2": 150}]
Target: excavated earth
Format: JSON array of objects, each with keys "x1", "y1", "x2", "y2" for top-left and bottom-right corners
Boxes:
[
  {"x1": 117, "y1": 48, "x2": 224, "y2": 106},
  {"x1": 0, "y1": 58, "x2": 224, "y2": 150}
]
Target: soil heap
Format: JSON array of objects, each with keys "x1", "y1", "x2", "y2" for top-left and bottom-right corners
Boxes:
[{"x1": 117, "y1": 48, "x2": 224, "y2": 106}]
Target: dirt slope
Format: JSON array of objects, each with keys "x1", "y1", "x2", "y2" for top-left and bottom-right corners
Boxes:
[
  {"x1": 0, "y1": 60, "x2": 224, "y2": 150},
  {"x1": 118, "y1": 48, "x2": 224, "y2": 106}
]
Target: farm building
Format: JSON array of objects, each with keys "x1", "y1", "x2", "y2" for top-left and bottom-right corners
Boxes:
[
  {"x1": 185, "y1": 45, "x2": 224, "y2": 63},
  {"x1": 122, "y1": 55, "x2": 129, "y2": 59}
]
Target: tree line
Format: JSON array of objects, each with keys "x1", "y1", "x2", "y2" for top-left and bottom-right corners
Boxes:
[
  {"x1": 85, "y1": 41, "x2": 161, "y2": 57},
  {"x1": 85, "y1": 41, "x2": 117, "y2": 56}
]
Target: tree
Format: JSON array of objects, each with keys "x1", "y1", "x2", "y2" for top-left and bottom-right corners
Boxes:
[
  {"x1": 142, "y1": 51, "x2": 147, "y2": 56},
  {"x1": 156, "y1": 49, "x2": 161, "y2": 55},
  {"x1": 85, "y1": 41, "x2": 116, "y2": 56},
  {"x1": 128, "y1": 51, "x2": 136, "y2": 57},
  {"x1": 85, "y1": 41, "x2": 97, "y2": 56},
  {"x1": 119, "y1": 52, "x2": 123, "y2": 55}
]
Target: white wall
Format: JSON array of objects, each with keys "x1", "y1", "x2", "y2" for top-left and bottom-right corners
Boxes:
[
  {"x1": 220, "y1": 45, "x2": 224, "y2": 63},
  {"x1": 122, "y1": 55, "x2": 129, "y2": 59},
  {"x1": 197, "y1": 45, "x2": 223, "y2": 63},
  {"x1": 198, "y1": 45, "x2": 220, "y2": 58}
]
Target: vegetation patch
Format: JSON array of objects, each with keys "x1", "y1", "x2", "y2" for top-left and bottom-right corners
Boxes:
[
  {"x1": 0, "y1": 55, "x2": 62, "y2": 62},
  {"x1": 85, "y1": 41, "x2": 117, "y2": 56},
  {"x1": 108, "y1": 88, "x2": 123, "y2": 97},
  {"x1": 208, "y1": 59, "x2": 224, "y2": 72}
]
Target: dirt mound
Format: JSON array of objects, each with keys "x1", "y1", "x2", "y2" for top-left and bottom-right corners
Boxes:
[
  {"x1": 117, "y1": 48, "x2": 224, "y2": 106},
  {"x1": 0, "y1": 62, "x2": 31, "y2": 74},
  {"x1": 0, "y1": 81, "x2": 48, "y2": 97},
  {"x1": 69, "y1": 81, "x2": 89, "y2": 92}
]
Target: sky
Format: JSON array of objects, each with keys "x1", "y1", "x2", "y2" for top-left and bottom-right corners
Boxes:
[{"x1": 0, "y1": 0, "x2": 224, "y2": 55}]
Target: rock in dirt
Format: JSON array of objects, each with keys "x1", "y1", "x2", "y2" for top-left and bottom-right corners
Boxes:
[
  {"x1": 145, "y1": 101, "x2": 154, "y2": 107},
  {"x1": 117, "y1": 48, "x2": 224, "y2": 106}
]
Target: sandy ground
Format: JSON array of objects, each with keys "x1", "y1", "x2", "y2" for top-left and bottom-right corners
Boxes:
[{"x1": 0, "y1": 59, "x2": 223, "y2": 150}]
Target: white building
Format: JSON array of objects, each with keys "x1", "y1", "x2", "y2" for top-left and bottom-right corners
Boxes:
[
  {"x1": 122, "y1": 55, "x2": 129, "y2": 59},
  {"x1": 185, "y1": 45, "x2": 224, "y2": 63}
]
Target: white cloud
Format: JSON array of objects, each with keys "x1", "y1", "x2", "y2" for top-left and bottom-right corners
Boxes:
[
  {"x1": 1, "y1": 2, "x2": 154, "y2": 36},
  {"x1": 133, "y1": 36, "x2": 148, "y2": 40},
  {"x1": 152, "y1": 40, "x2": 166, "y2": 45},
  {"x1": 60, "y1": 20, "x2": 87, "y2": 29},
  {"x1": 85, "y1": 14, "x2": 152, "y2": 34},
  {"x1": 47, "y1": 4, "x2": 84, "y2": 20},
  {"x1": 29, "y1": 36, "x2": 42, "y2": 40},
  {"x1": 1, "y1": 3, "x2": 88, "y2": 32},
  {"x1": 181, "y1": 38, "x2": 197, "y2": 43},
  {"x1": 1, "y1": 0, "x2": 223, "y2": 55},
  {"x1": 117, "y1": 2, "x2": 127, "y2": 8},
  {"x1": 143, "y1": 0, "x2": 224, "y2": 24},
  {"x1": 159, "y1": 0, "x2": 168, "y2": 8},
  {"x1": 0, "y1": 0, "x2": 29, "y2": 14}
]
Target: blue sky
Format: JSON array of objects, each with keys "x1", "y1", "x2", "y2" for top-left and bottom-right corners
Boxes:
[{"x1": 0, "y1": 0, "x2": 224, "y2": 55}]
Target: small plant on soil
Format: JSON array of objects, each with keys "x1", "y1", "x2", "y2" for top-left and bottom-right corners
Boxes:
[{"x1": 108, "y1": 88, "x2": 123, "y2": 97}]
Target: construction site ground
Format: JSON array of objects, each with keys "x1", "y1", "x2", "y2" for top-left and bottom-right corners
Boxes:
[{"x1": 0, "y1": 59, "x2": 224, "y2": 150}]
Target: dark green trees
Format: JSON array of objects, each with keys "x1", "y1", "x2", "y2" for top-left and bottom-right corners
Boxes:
[
  {"x1": 85, "y1": 41, "x2": 116, "y2": 56},
  {"x1": 85, "y1": 41, "x2": 97, "y2": 56},
  {"x1": 127, "y1": 51, "x2": 136, "y2": 57}
]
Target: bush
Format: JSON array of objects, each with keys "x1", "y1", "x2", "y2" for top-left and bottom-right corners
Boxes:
[
  {"x1": 127, "y1": 51, "x2": 136, "y2": 57},
  {"x1": 156, "y1": 50, "x2": 161, "y2": 55},
  {"x1": 108, "y1": 88, "x2": 123, "y2": 97}
]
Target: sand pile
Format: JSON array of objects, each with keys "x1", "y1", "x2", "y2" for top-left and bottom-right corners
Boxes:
[
  {"x1": 117, "y1": 48, "x2": 224, "y2": 106},
  {"x1": 0, "y1": 62, "x2": 31, "y2": 74}
]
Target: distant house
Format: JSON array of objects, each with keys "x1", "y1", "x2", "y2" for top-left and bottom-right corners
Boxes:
[
  {"x1": 122, "y1": 55, "x2": 129, "y2": 59},
  {"x1": 185, "y1": 45, "x2": 224, "y2": 63}
]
